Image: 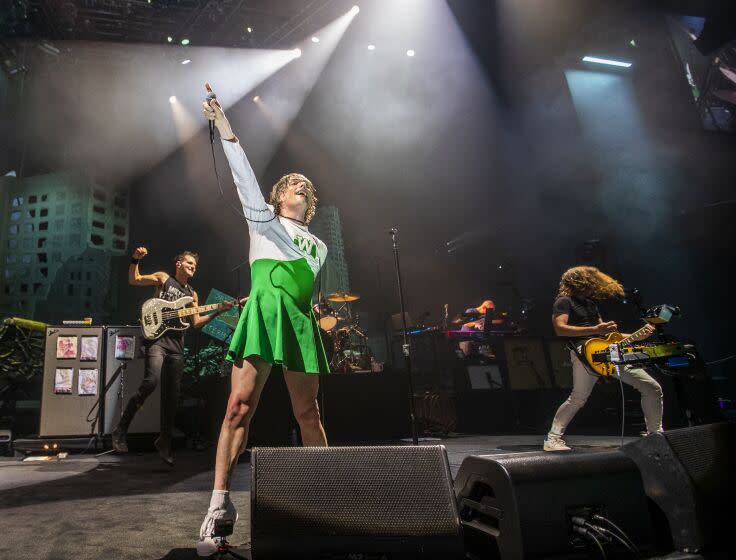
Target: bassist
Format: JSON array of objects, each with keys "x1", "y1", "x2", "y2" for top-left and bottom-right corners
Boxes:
[
  {"x1": 543, "y1": 266, "x2": 663, "y2": 452},
  {"x1": 111, "y1": 247, "x2": 235, "y2": 465}
]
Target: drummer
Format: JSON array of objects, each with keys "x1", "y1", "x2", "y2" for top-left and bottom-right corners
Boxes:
[{"x1": 458, "y1": 299, "x2": 495, "y2": 356}]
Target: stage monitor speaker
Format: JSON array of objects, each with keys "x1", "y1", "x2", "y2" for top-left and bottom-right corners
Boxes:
[
  {"x1": 251, "y1": 445, "x2": 464, "y2": 559},
  {"x1": 502, "y1": 337, "x2": 552, "y2": 389},
  {"x1": 547, "y1": 339, "x2": 573, "y2": 389},
  {"x1": 102, "y1": 326, "x2": 160, "y2": 435},
  {"x1": 454, "y1": 451, "x2": 652, "y2": 559},
  {"x1": 621, "y1": 422, "x2": 736, "y2": 554}
]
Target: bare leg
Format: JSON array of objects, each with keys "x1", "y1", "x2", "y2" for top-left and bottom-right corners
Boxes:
[
  {"x1": 213, "y1": 355, "x2": 271, "y2": 490},
  {"x1": 284, "y1": 370, "x2": 328, "y2": 447}
]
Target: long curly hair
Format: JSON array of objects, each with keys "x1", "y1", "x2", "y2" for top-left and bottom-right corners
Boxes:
[
  {"x1": 558, "y1": 266, "x2": 625, "y2": 300},
  {"x1": 268, "y1": 173, "x2": 318, "y2": 225}
]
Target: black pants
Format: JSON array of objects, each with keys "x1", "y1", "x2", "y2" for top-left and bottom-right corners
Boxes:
[{"x1": 118, "y1": 343, "x2": 184, "y2": 440}]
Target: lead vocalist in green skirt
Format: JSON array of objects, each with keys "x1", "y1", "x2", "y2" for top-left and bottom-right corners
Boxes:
[{"x1": 198, "y1": 82, "x2": 330, "y2": 555}]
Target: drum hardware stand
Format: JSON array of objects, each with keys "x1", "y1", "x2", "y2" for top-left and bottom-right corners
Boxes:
[
  {"x1": 323, "y1": 293, "x2": 371, "y2": 373},
  {"x1": 390, "y1": 227, "x2": 418, "y2": 445}
]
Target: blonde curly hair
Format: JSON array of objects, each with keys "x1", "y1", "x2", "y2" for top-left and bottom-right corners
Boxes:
[
  {"x1": 269, "y1": 173, "x2": 318, "y2": 225},
  {"x1": 558, "y1": 266, "x2": 625, "y2": 300}
]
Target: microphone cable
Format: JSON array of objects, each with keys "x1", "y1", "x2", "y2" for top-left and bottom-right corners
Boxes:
[{"x1": 206, "y1": 92, "x2": 277, "y2": 225}]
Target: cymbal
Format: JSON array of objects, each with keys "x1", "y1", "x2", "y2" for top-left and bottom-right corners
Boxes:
[{"x1": 327, "y1": 291, "x2": 360, "y2": 302}]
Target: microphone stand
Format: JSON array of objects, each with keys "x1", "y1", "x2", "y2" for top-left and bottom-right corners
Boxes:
[
  {"x1": 390, "y1": 228, "x2": 418, "y2": 445},
  {"x1": 231, "y1": 257, "x2": 250, "y2": 307}
]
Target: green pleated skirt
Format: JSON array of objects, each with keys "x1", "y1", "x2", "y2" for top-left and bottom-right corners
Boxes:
[{"x1": 226, "y1": 258, "x2": 330, "y2": 374}]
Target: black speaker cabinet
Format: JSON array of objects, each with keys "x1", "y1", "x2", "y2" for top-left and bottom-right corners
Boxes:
[
  {"x1": 621, "y1": 422, "x2": 736, "y2": 554},
  {"x1": 547, "y1": 339, "x2": 573, "y2": 389},
  {"x1": 103, "y1": 326, "x2": 159, "y2": 435},
  {"x1": 454, "y1": 451, "x2": 652, "y2": 559},
  {"x1": 40, "y1": 326, "x2": 106, "y2": 437},
  {"x1": 501, "y1": 337, "x2": 552, "y2": 389},
  {"x1": 251, "y1": 445, "x2": 464, "y2": 559}
]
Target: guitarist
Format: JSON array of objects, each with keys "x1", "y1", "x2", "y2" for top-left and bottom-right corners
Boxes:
[
  {"x1": 111, "y1": 247, "x2": 236, "y2": 465},
  {"x1": 543, "y1": 266, "x2": 662, "y2": 452}
]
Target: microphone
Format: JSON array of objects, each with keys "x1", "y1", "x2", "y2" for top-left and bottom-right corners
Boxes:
[{"x1": 206, "y1": 91, "x2": 217, "y2": 143}]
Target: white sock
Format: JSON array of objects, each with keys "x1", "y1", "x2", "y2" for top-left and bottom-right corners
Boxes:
[{"x1": 209, "y1": 489, "x2": 229, "y2": 511}]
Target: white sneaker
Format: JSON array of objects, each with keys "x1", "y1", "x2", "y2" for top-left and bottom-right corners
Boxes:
[
  {"x1": 197, "y1": 500, "x2": 238, "y2": 557},
  {"x1": 543, "y1": 435, "x2": 571, "y2": 452}
]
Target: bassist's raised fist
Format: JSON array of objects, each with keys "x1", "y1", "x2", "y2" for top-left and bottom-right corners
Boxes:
[{"x1": 132, "y1": 247, "x2": 148, "y2": 260}]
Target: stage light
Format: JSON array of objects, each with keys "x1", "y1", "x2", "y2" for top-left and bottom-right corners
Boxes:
[
  {"x1": 350, "y1": 5, "x2": 360, "y2": 15},
  {"x1": 167, "y1": 36, "x2": 173, "y2": 43},
  {"x1": 247, "y1": 27, "x2": 253, "y2": 33},
  {"x1": 52, "y1": 443, "x2": 58, "y2": 449},
  {"x1": 181, "y1": 38, "x2": 190, "y2": 46},
  {"x1": 43, "y1": 444, "x2": 49, "y2": 450},
  {"x1": 367, "y1": 44, "x2": 375, "y2": 51},
  {"x1": 311, "y1": 36, "x2": 320, "y2": 43},
  {"x1": 169, "y1": 95, "x2": 177, "y2": 104},
  {"x1": 407, "y1": 49, "x2": 415, "y2": 57},
  {"x1": 293, "y1": 48, "x2": 302, "y2": 58},
  {"x1": 582, "y1": 56, "x2": 632, "y2": 68},
  {"x1": 253, "y1": 95, "x2": 260, "y2": 102},
  {"x1": 181, "y1": 59, "x2": 191, "y2": 65}
]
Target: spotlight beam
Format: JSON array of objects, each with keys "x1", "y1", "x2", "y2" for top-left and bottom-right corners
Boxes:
[
  {"x1": 246, "y1": 7, "x2": 360, "y2": 167},
  {"x1": 18, "y1": 41, "x2": 301, "y2": 187}
]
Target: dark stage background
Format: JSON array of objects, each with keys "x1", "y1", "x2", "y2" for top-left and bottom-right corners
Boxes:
[{"x1": 1, "y1": 0, "x2": 735, "y2": 398}]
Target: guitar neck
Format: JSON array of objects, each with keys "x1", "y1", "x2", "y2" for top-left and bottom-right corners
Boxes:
[
  {"x1": 176, "y1": 302, "x2": 222, "y2": 318},
  {"x1": 618, "y1": 325, "x2": 649, "y2": 346}
]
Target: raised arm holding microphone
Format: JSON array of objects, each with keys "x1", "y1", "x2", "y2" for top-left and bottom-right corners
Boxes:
[{"x1": 197, "y1": 83, "x2": 331, "y2": 555}]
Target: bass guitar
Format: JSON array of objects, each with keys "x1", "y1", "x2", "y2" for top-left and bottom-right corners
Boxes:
[
  {"x1": 582, "y1": 324, "x2": 653, "y2": 377},
  {"x1": 140, "y1": 296, "x2": 241, "y2": 340}
]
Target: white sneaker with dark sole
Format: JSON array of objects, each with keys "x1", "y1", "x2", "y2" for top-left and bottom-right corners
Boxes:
[
  {"x1": 197, "y1": 501, "x2": 238, "y2": 557},
  {"x1": 543, "y1": 436, "x2": 571, "y2": 451}
]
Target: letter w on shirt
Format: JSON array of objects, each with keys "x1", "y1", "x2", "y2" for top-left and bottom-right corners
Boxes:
[{"x1": 294, "y1": 235, "x2": 317, "y2": 258}]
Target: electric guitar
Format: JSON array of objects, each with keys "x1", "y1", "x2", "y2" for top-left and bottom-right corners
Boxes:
[
  {"x1": 140, "y1": 296, "x2": 241, "y2": 340},
  {"x1": 582, "y1": 324, "x2": 653, "y2": 377}
]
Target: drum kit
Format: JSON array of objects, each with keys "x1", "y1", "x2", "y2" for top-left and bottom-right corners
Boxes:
[{"x1": 313, "y1": 291, "x2": 371, "y2": 373}]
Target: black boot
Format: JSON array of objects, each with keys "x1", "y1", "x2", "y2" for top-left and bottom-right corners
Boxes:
[
  {"x1": 111, "y1": 427, "x2": 128, "y2": 453},
  {"x1": 111, "y1": 395, "x2": 142, "y2": 453},
  {"x1": 154, "y1": 435, "x2": 174, "y2": 467}
]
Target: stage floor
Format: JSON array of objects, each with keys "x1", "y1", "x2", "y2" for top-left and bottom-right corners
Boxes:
[{"x1": 0, "y1": 434, "x2": 635, "y2": 560}]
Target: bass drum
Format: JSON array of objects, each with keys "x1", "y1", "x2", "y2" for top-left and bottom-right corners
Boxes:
[
  {"x1": 319, "y1": 328, "x2": 335, "y2": 364},
  {"x1": 313, "y1": 303, "x2": 338, "y2": 331}
]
